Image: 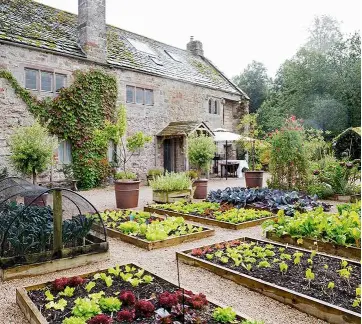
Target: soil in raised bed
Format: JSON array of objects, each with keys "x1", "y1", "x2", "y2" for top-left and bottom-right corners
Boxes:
[
  {"x1": 27, "y1": 264, "x2": 242, "y2": 324},
  {"x1": 189, "y1": 239, "x2": 361, "y2": 313}
]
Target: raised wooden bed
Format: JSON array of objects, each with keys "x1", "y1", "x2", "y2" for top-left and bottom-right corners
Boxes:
[
  {"x1": 93, "y1": 221, "x2": 214, "y2": 250},
  {"x1": 17, "y1": 263, "x2": 250, "y2": 324},
  {"x1": 266, "y1": 231, "x2": 361, "y2": 261},
  {"x1": 144, "y1": 206, "x2": 276, "y2": 230},
  {"x1": 177, "y1": 237, "x2": 361, "y2": 324},
  {"x1": 152, "y1": 189, "x2": 192, "y2": 203},
  {"x1": 0, "y1": 234, "x2": 109, "y2": 280}
]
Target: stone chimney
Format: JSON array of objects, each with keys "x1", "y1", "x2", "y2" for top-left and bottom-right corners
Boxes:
[
  {"x1": 78, "y1": 0, "x2": 107, "y2": 63},
  {"x1": 187, "y1": 36, "x2": 204, "y2": 57}
]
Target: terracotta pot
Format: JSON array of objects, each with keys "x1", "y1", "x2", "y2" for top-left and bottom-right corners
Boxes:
[
  {"x1": 24, "y1": 193, "x2": 48, "y2": 207},
  {"x1": 114, "y1": 180, "x2": 140, "y2": 209},
  {"x1": 244, "y1": 171, "x2": 263, "y2": 188},
  {"x1": 193, "y1": 179, "x2": 208, "y2": 199}
]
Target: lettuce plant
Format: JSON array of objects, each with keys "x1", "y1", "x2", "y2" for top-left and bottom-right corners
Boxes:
[
  {"x1": 212, "y1": 306, "x2": 236, "y2": 323},
  {"x1": 72, "y1": 298, "x2": 101, "y2": 319},
  {"x1": 99, "y1": 297, "x2": 122, "y2": 312}
]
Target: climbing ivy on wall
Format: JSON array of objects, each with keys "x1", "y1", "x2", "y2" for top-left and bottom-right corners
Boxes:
[{"x1": 0, "y1": 69, "x2": 118, "y2": 189}]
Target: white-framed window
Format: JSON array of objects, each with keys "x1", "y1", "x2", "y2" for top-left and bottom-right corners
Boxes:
[
  {"x1": 58, "y1": 140, "x2": 72, "y2": 165},
  {"x1": 25, "y1": 68, "x2": 67, "y2": 94},
  {"x1": 126, "y1": 85, "x2": 154, "y2": 106}
]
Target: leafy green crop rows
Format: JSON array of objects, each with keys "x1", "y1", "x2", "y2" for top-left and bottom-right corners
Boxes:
[
  {"x1": 0, "y1": 202, "x2": 94, "y2": 258},
  {"x1": 262, "y1": 202, "x2": 361, "y2": 247},
  {"x1": 96, "y1": 210, "x2": 204, "y2": 241},
  {"x1": 151, "y1": 200, "x2": 273, "y2": 224}
]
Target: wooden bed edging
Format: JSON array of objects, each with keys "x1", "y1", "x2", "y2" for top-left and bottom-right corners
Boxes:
[
  {"x1": 1, "y1": 242, "x2": 109, "y2": 281},
  {"x1": 93, "y1": 223, "x2": 214, "y2": 250},
  {"x1": 266, "y1": 231, "x2": 361, "y2": 261},
  {"x1": 144, "y1": 206, "x2": 275, "y2": 230},
  {"x1": 16, "y1": 263, "x2": 249, "y2": 324},
  {"x1": 176, "y1": 237, "x2": 361, "y2": 324}
]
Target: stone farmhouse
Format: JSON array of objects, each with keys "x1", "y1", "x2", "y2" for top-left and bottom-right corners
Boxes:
[{"x1": 0, "y1": 0, "x2": 249, "y2": 180}]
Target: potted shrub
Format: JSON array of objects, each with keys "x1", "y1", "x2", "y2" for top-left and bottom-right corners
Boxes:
[
  {"x1": 150, "y1": 172, "x2": 192, "y2": 203},
  {"x1": 113, "y1": 106, "x2": 152, "y2": 208},
  {"x1": 146, "y1": 168, "x2": 163, "y2": 186},
  {"x1": 187, "y1": 133, "x2": 216, "y2": 199},
  {"x1": 8, "y1": 122, "x2": 57, "y2": 205},
  {"x1": 239, "y1": 114, "x2": 264, "y2": 188}
]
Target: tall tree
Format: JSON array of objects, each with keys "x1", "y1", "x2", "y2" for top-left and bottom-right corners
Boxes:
[
  {"x1": 232, "y1": 61, "x2": 270, "y2": 113},
  {"x1": 306, "y1": 15, "x2": 342, "y2": 53},
  {"x1": 257, "y1": 16, "x2": 360, "y2": 135}
]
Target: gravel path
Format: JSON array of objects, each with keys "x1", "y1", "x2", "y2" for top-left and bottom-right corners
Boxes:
[{"x1": 0, "y1": 178, "x2": 338, "y2": 324}]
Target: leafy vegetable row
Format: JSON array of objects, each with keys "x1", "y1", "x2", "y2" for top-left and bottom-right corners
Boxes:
[
  {"x1": 190, "y1": 239, "x2": 361, "y2": 312},
  {"x1": 151, "y1": 200, "x2": 273, "y2": 224},
  {"x1": 0, "y1": 202, "x2": 94, "y2": 257},
  {"x1": 30, "y1": 264, "x2": 264, "y2": 324},
  {"x1": 207, "y1": 187, "x2": 331, "y2": 215},
  {"x1": 95, "y1": 210, "x2": 205, "y2": 241},
  {"x1": 262, "y1": 203, "x2": 361, "y2": 247}
]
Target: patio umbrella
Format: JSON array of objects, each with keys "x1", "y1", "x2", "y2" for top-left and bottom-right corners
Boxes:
[{"x1": 213, "y1": 128, "x2": 253, "y2": 180}]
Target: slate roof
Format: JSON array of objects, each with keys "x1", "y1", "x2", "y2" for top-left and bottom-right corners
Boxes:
[
  {"x1": 0, "y1": 0, "x2": 247, "y2": 97},
  {"x1": 157, "y1": 121, "x2": 214, "y2": 137}
]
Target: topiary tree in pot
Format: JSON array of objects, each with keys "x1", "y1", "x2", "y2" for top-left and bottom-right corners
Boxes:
[
  {"x1": 9, "y1": 122, "x2": 58, "y2": 205},
  {"x1": 113, "y1": 105, "x2": 152, "y2": 208},
  {"x1": 187, "y1": 133, "x2": 216, "y2": 199}
]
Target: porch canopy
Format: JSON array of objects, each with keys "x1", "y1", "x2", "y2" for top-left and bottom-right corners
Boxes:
[
  {"x1": 213, "y1": 128, "x2": 253, "y2": 179},
  {"x1": 156, "y1": 121, "x2": 214, "y2": 172},
  {"x1": 157, "y1": 121, "x2": 214, "y2": 137}
]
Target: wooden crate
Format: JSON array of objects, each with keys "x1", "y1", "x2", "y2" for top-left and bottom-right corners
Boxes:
[
  {"x1": 152, "y1": 189, "x2": 192, "y2": 203},
  {"x1": 177, "y1": 237, "x2": 361, "y2": 324},
  {"x1": 265, "y1": 231, "x2": 361, "y2": 261},
  {"x1": 144, "y1": 206, "x2": 276, "y2": 230}
]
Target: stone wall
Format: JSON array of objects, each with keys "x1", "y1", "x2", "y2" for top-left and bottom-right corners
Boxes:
[{"x1": 0, "y1": 44, "x2": 249, "y2": 180}]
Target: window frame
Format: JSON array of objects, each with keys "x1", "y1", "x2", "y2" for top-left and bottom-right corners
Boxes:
[
  {"x1": 126, "y1": 85, "x2": 154, "y2": 106},
  {"x1": 24, "y1": 68, "x2": 67, "y2": 94},
  {"x1": 57, "y1": 140, "x2": 72, "y2": 165}
]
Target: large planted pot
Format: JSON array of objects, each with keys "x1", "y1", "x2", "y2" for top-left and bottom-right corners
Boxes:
[
  {"x1": 244, "y1": 171, "x2": 263, "y2": 188},
  {"x1": 193, "y1": 179, "x2": 208, "y2": 199},
  {"x1": 114, "y1": 180, "x2": 140, "y2": 209},
  {"x1": 153, "y1": 189, "x2": 192, "y2": 204}
]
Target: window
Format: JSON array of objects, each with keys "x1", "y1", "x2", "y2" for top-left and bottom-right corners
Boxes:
[
  {"x1": 208, "y1": 99, "x2": 219, "y2": 115},
  {"x1": 126, "y1": 85, "x2": 154, "y2": 105},
  {"x1": 214, "y1": 100, "x2": 218, "y2": 114},
  {"x1": 25, "y1": 69, "x2": 38, "y2": 90},
  {"x1": 41, "y1": 71, "x2": 53, "y2": 92},
  {"x1": 107, "y1": 140, "x2": 117, "y2": 163},
  {"x1": 24, "y1": 68, "x2": 67, "y2": 94},
  {"x1": 136, "y1": 87, "x2": 144, "y2": 104},
  {"x1": 164, "y1": 50, "x2": 181, "y2": 62},
  {"x1": 127, "y1": 38, "x2": 156, "y2": 56},
  {"x1": 58, "y1": 140, "x2": 72, "y2": 165},
  {"x1": 55, "y1": 74, "x2": 66, "y2": 92},
  {"x1": 126, "y1": 85, "x2": 135, "y2": 103}
]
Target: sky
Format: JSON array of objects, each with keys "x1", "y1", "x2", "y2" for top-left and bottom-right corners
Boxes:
[{"x1": 36, "y1": 0, "x2": 360, "y2": 79}]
